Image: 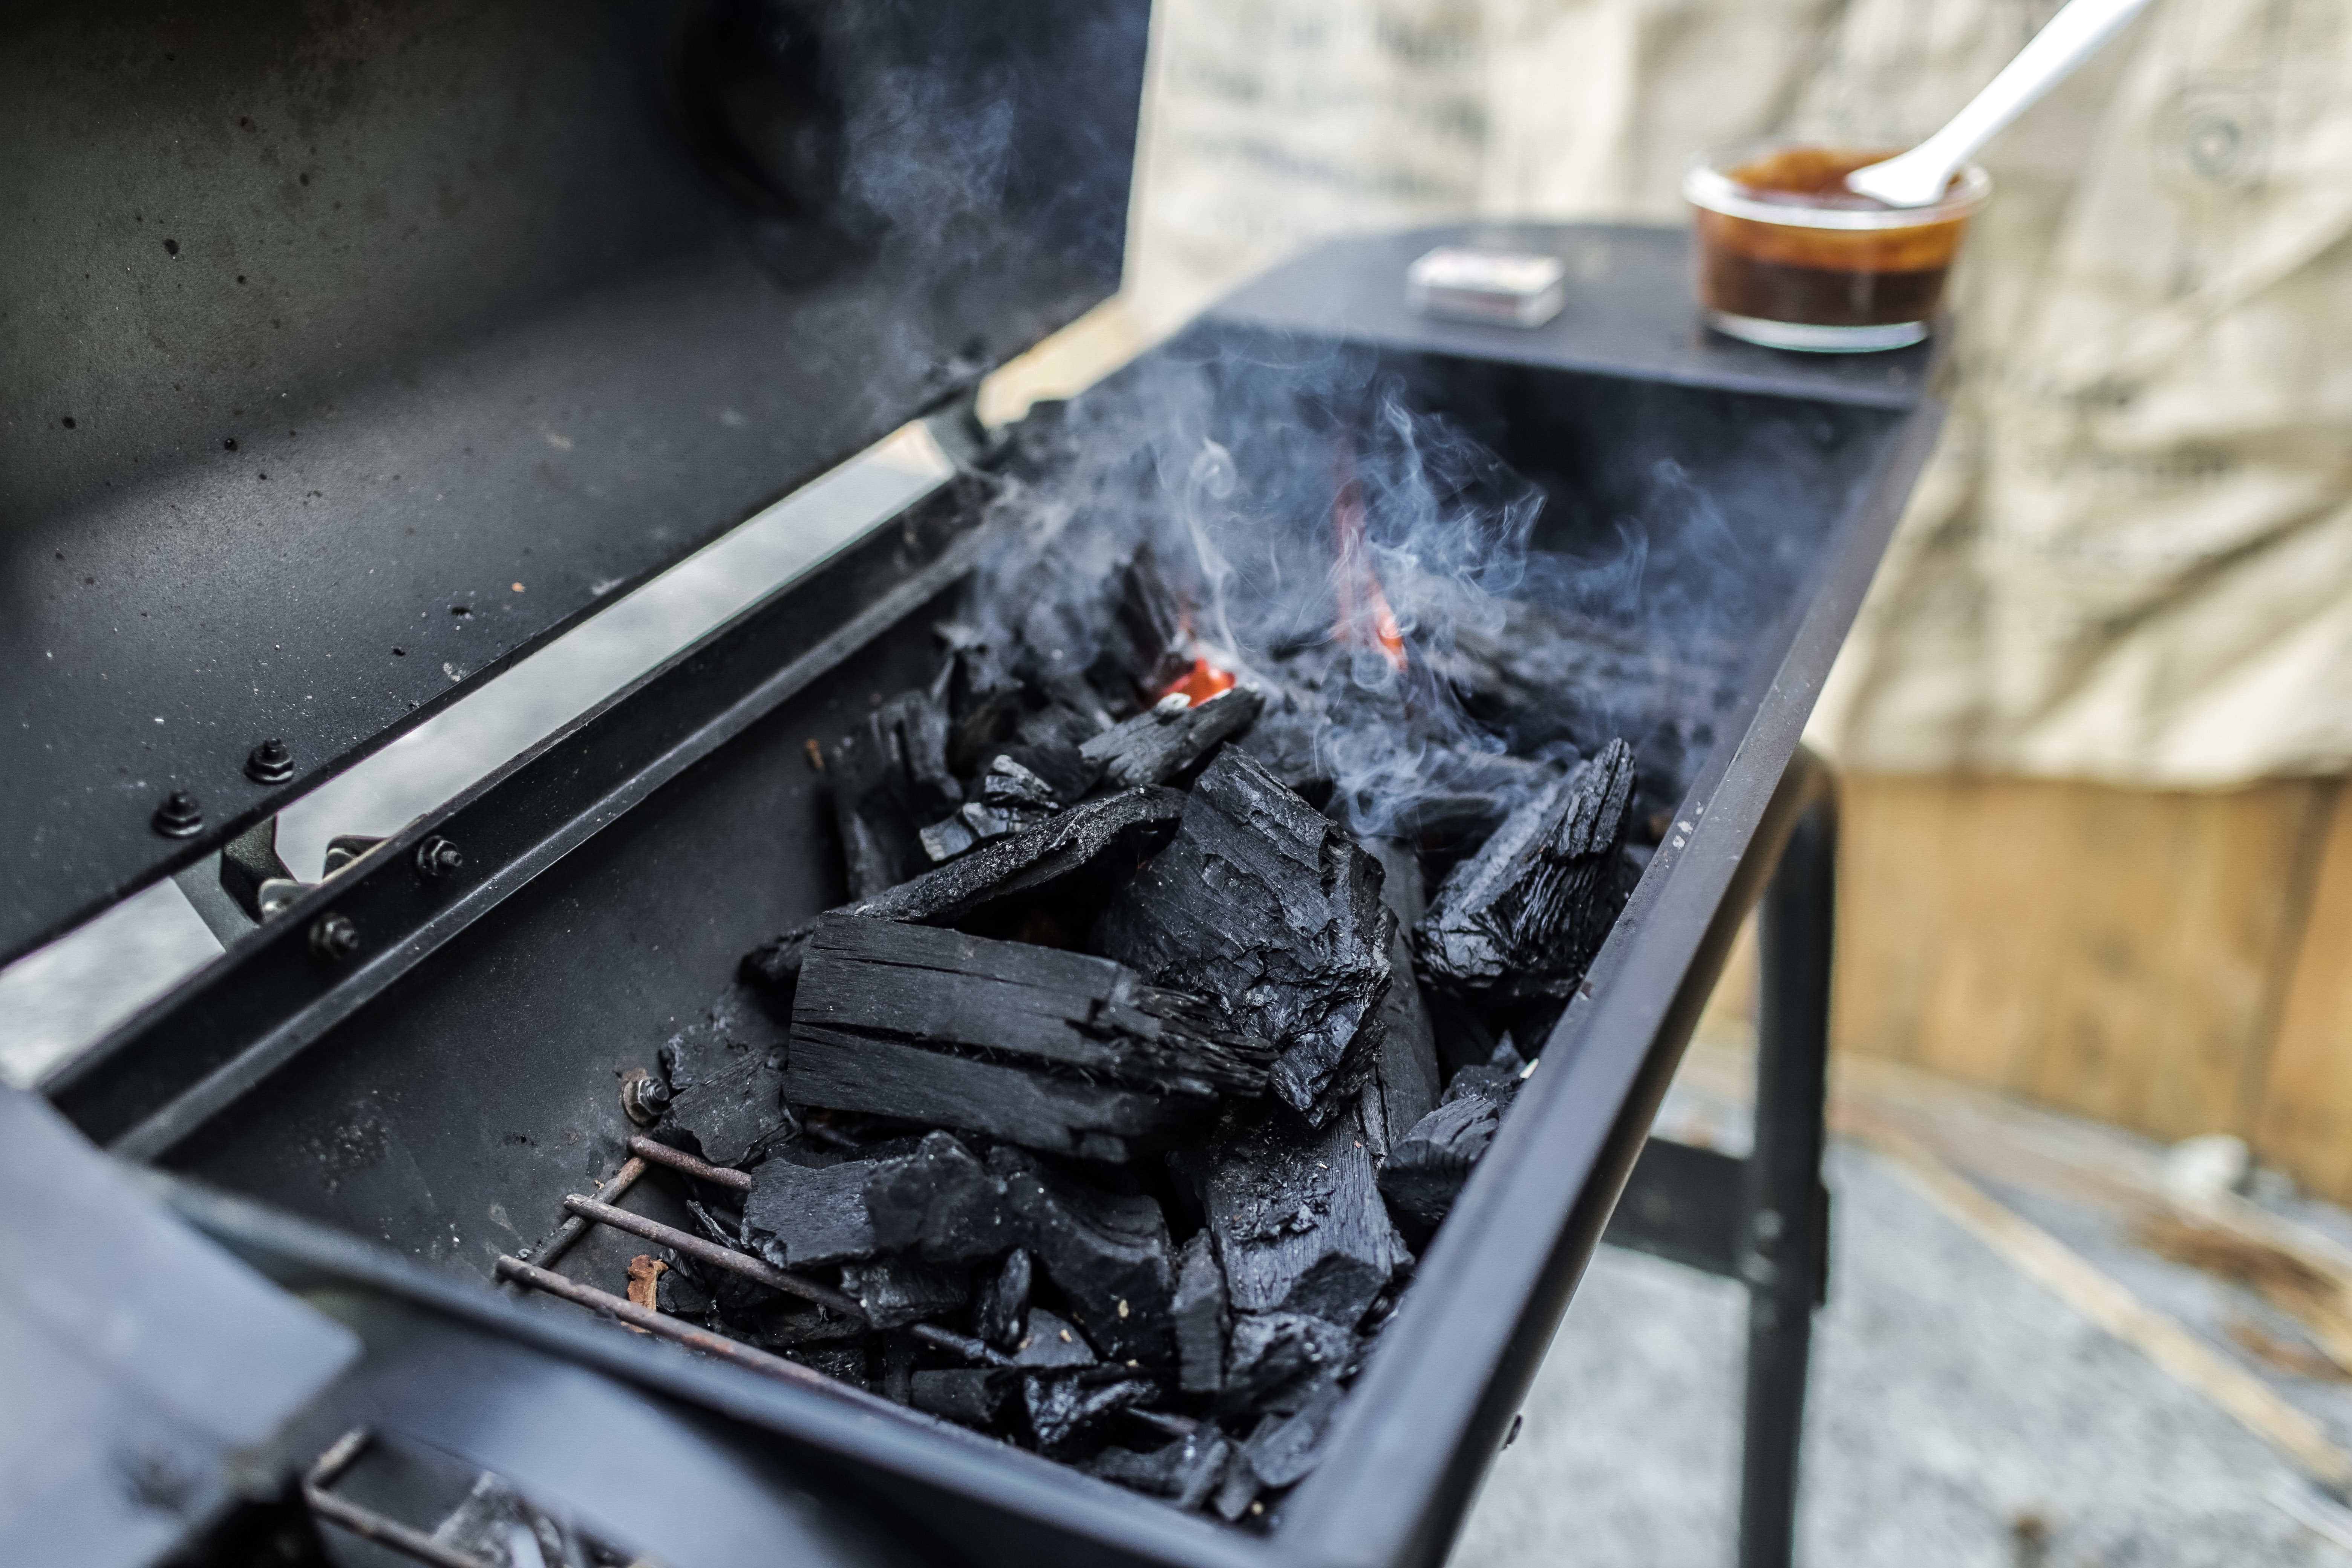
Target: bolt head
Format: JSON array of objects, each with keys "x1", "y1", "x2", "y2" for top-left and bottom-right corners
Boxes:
[
  {"x1": 309, "y1": 912, "x2": 360, "y2": 961},
  {"x1": 153, "y1": 791, "x2": 204, "y2": 838},
  {"x1": 245, "y1": 738, "x2": 294, "y2": 784},
  {"x1": 415, "y1": 836, "x2": 464, "y2": 878}
]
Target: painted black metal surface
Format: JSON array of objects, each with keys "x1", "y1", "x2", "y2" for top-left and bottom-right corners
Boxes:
[
  {"x1": 47, "y1": 222, "x2": 1945, "y2": 1568},
  {"x1": 0, "y1": 0, "x2": 1149, "y2": 966}
]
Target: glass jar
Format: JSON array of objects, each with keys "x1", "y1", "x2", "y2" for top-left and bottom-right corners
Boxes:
[{"x1": 1684, "y1": 139, "x2": 1991, "y2": 352}]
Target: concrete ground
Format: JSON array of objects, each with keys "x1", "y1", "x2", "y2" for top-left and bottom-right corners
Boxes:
[{"x1": 1454, "y1": 1057, "x2": 2352, "y2": 1567}]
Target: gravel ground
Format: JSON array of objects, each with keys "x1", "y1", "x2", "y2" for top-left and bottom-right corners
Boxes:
[{"x1": 1455, "y1": 1133, "x2": 2348, "y2": 1567}]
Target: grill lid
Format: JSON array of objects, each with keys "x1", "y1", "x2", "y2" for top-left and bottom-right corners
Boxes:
[{"x1": 0, "y1": 0, "x2": 1149, "y2": 964}]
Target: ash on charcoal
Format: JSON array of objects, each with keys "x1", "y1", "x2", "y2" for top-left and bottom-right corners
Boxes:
[
  {"x1": 1415, "y1": 737, "x2": 1638, "y2": 997},
  {"x1": 1173, "y1": 1231, "x2": 1229, "y2": 1395},
  {"x1": 743, "y1": 1130, "x2": 1009, "y2": 1268},
  {"x1": 1361, "y1": 838, "x2": 1441, "y2": 1155},
  {"x1": 975, "y1": 1249, "x2": 1032, "y2": 1350},
  {"x1": 742, "y1": 787, "x2": 1184, "y2": 996},
  {"x1": 830, "y1": 689, "x2": 963, "y2": 899},
  {"x1": 655, "y1": 985, "x2": 793, "y2": 1168},
  {"x1": 1078, "y1": 686, "x2": 1264, "y2": 791},
  {"x1": 1220, "y1": 1312, "x2": 1352, "y2": 1415},
  {"x1": 913, "y1": 1367, "x2": 1018, "y2": 1427},
  {"x1": 1024, "y1": 1370, "x2": 1163, "y2": 1455},
  {"x1": 1377, "y1": 1048, "x2": 1524, "y2": 1242},
  {"x1": 784, "y1": 916, "x2": 1276, "y2": 1161},
  {"x1": 1095, "y1": 749, "x2": 1394, "y2": 1125},
  {"x1": 839, "y1": 1257, "x2": 968, "y2": 1329},
  {"x1": 1187, "y1": 1105, "x2": 1409, "y2": 1328},
  {"x1": 1012, "y1": 1307, "x2": 1098, "y2": 1369},
  {"x1": 1085, "y1": 1429, "x2": 1232, "y2": 1510},
  {"x1": 993, "y1": 1147, "x2": 1177, "y2": 1364}
]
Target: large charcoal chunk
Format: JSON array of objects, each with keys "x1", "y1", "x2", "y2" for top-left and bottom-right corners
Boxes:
[
  {"x1": 1191, "y1": 1107, "x2": 1408, "y2": 1328},
  {"x1": 1078, "y1": 686, "x2": 1265, "y2": 791},
  {"x1": 992, "y1": 1148, "x2": 1177, "y2": 1365},
  {"x1": 742, "y1": 788, "x2": 1185, "y2": 995},
  {"x1": 656, "y1": 985, "x2": 792, "y2": 1168},
  {"x1": 1416, "y1": 738, "x2": 1637, "y2": 996},
  {"x1": 1172, "y1": 1232, "x2": 1229, "y2": 1395},
  {"x1": 830, "y1": 689, "x2": 963, "y2": 899},
  {"x1": 784, "y1": 917, "x2": 1276, "y2": 1161},
  {"x1": 1094, "y1": 749, "x2": 1395, "y2": 1125},
  {"x1": 743, "y1": 1132, "x2": 1009, "y2": 1268}
]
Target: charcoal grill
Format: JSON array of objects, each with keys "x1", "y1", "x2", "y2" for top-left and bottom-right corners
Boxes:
[{"x1": 8, "y1": 5, "x2": 1945, "y2": 1565}]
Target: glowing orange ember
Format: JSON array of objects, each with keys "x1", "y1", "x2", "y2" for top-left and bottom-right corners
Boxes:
[
  {"x1": 1156, "y1": 656, "x2": 1237, "y2": 707},
  {"x1": 1332, "y1": 447, "x2": 1410, "y2": 673}
]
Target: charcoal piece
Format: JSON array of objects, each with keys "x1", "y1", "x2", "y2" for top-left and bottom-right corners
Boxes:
[
  {"x1": 742, "y1": 1157, "x2": 873, "y2": 1267},
  {"x1": 936, "y1": 625, "x2": 1027, "y2": 775},
  {"x1": 1012, "y1": 1308, "x2": 1098, "y2": 1369},
  {"x1": 1085, "y1": 1429, "x2": 1232, "y2": 1509},
  {"x1": 839, "y1": 1257, "x2": 968, "y2": 1329},
  {"x1": 1362, "y1": 838, "x2": 1440, "y2": 1155},
  {"x1": 1094, "y1": 749, "x2": 1395, "y2": 1125},
  {"x1": 911, "y1": 1367, "x2": 1017, "y2": 1427},
  {"x1": 741, "y1": 787, "x2": 1185, "y2": 995},
  {"x1": 992, "y1": 1147, "x2": 1178, "y2": 1365},
  {"x1": 1211, "y1": 1447, "x2": 1260, "y2": 1522},
  {"x1": 865, "y1": 1132, "x2": 1015, "y2": 1261},
  {"x1": 1078, "y1": 686, "x2": 1265, "y2": 791},
  {"x1": 882, "y1": 1334, "x2": 917, "y2": 1405},
  {"x1": 655, "y1": 1262, "x2": 712, "y2": 1319},
  {"x1": 1415, "y1": 738, "x2": 1637, "y2": 996},
  {"x1": 747, "y1": 1300, "x2": 870, "y2": 1348},
  {"x1": 743, "y1": 1131, "x2": 1009, "y2": 1268},
  {"x1": 785, "y1": 916, "x2": 1276, "y2": 1161},
  {"x1": 1023, "y1": 1372, "x2": 1162, "y2": 1455},
  {"x1": 998, "y1": 735, "x2": 1099, "y2": 805},
  {"x1": 1219, "y1": 1313, "x2": 1351, "y2": 1416},
  {"x1": 1444, "y1": 1036, "x2": 1527, "y2": 1105},
  {"x1": 1093, "y1": 543, "x2": 1193, "y2": 702},
  {"x1": 918, "y1": 798, "x2": 1058, "y2": 864},
  {"x1": 1173, "y1": 1232, "x2": 1229, "y2": 1395},
  {"x1": 657, "y1": 985, "x2": 793, "y2": 1168},
  {"x1": 1191, "y1": 1106, "x2": 1408, "y2": 1327},
  {"x1": 792, "y1": 1344, "x2": 873, "y2": 1390},
  {"x1": 1240, "y1": 1376, "x2": 1345, "y2": 1488},
  {"x1": 975, "y1": 1249, "x2": 1032, "y2": 1350},
  {"x1": 980, "y1": 755, "x2": 1062, "y2": 810},
  {"x1": 831, "y1": 689, "x2": 964, "y2": 899},
  {"x1": 1376, "y1": 1075, "x2": 1517, "y2": 1241}
]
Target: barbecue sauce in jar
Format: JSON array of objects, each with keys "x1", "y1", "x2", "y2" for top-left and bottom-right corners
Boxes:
[{"x1": 1684, "y1": 141, "x2": 1989, "y2": 351}]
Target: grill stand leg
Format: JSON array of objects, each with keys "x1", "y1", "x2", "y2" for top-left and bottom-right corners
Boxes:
[{"x1": 1736, "y1": 772, "x2": 1836, "y2": 1568}]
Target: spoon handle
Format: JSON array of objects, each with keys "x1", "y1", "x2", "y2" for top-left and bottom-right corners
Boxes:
[{"x1": 1851, "y1": 0, "x2": 2154, "y2": 205}]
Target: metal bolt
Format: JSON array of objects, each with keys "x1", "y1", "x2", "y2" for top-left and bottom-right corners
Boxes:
[
  {"x1": 1751, "y1": 1209, "x2": 1786, "y2": 1249},
  {"x1": 309, "y1": 912, "x2": 361, "y2": 961},
  {"x1": 415, "y1": 836, "x2": 464, "y2": 879},
  {"x1": 245, "y1": 737, "x2": 294, "y2": 784},
  {"x1": 152, "y1": 790, "x2": 204, "y2": 838}
]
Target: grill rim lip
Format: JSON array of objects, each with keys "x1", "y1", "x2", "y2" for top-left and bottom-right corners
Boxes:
[{"x1": 46, "y1": 222, "x2": 1951, "y2": 1568}]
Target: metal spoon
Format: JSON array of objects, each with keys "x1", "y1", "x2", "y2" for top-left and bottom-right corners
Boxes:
[{"x1": 1845, "y1": 0, "x2": 2156, "y2": 208}]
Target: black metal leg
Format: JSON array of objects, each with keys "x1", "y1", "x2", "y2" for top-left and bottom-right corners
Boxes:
[{"x1": 1737, "y1": 758, "x2": 1837, "y2": 1568}]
